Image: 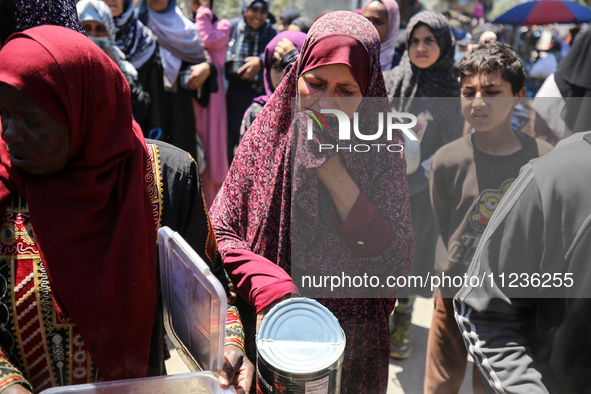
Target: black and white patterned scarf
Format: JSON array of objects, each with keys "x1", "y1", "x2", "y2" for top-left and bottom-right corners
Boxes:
[
  {"x1": 226, "y1": 0, "x2": 275, "y2": 64},
  {"x1": 113, "y1": 0, "x2": 157, "y2": 69}
]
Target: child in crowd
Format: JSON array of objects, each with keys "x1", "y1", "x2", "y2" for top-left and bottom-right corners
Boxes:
[{"x1": 426, "y1": 40, "x2": 553, "y2": 393}]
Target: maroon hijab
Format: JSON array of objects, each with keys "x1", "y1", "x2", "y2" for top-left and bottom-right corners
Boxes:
[
  {"x1": 299, "y1": 34, "x2": 370, "y2": 95},
  {"x1": 210, "y1": 10, "x2": 412, "y2": 298},
  {"x1": 0, "y1": 26, "x2": 157, "y2": 381}
]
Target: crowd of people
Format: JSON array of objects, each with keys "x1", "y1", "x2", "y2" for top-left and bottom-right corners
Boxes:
[{"x1": 0, "y1": 0, "x2": 590, "y2": 393}]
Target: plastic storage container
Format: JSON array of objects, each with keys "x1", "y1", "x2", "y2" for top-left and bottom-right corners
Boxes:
[
  {"x1": 39, "y1": 371, "x2": 234, "y2": 393},
  {"x1": 40, "y1": 227, "x2": 233, "y2": 394},
  {"x1": 158, "y1": 226, "x2": 227, "y2": 373}
]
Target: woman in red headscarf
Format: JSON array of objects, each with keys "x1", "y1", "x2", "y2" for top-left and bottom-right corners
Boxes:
[
  {"x1": 0, "y1": 25, "x2": 253, "y2": 393},
  {"x1": 210, "y1": 11, "x2": 413, "y2": 393}
]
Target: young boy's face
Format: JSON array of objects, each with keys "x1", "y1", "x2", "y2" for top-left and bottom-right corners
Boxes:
[{"x1": 460, "y1": 72, "x2": 526, "y2": 133}]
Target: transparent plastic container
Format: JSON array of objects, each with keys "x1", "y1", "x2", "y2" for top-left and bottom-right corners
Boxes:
[
  {"x1": 158, "y1": 226, "x2": 227, "y2": 373},
  {"x1": 39, "y1": 371, "x2": 235, "y2": 393},
  {"x1": 40, "y1": 227, "x2": 232, "y2": 394}
]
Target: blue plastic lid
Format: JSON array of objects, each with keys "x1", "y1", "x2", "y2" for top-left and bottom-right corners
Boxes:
[{"x1": 256, "y1": 298, "x2": 346, "y2": 374}]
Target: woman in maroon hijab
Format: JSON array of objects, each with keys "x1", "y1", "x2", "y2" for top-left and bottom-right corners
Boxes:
[
  {"x1": 0, "y1": 25, "x2": 253, "y2": 393},
  {"x1": 210, "y1": 11, "x2": 413, "y2": 393},
  {"x1": 0, "y1": 24, "x2": 158, "y2": 388}
]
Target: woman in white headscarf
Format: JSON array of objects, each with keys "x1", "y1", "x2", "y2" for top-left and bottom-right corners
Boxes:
[
  {"x1": 138, "y1": 0, "x2": 210, "y2": 91},
  {"x1": 77, "y1": 0, "x2": 150, "y2": 121}
]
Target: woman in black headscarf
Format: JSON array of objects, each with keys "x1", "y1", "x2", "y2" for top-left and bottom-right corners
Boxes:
[
  {"x1": 384, "y1": 10, "x2": 460, "y2": 284},
  {"x1": 383, "y1": 10, "x2": 460, "y2": 362}
]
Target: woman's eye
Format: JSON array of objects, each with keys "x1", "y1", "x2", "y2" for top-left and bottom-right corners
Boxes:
[
  {"x1": 25, "y1": 117, "x2": 39, "y2": 128},
  {"x1": 339, "y1": 88, "x2": 354, "y2": 96},
  {"x1": 368, "y1": 18, "x2": 385, "y2": 26},
  {"x1": 308, "y1": 82, "x2": 323, "y2": 89}
]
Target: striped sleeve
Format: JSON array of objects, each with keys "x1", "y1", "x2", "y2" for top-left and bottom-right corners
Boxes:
[{"x1": 453, "y1": 164, "x2": 548, "y2": 394}]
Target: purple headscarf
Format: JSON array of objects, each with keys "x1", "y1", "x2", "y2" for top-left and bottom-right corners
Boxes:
[{"x1": 252, "y1": 30, "x2": 307, "y2": 106}]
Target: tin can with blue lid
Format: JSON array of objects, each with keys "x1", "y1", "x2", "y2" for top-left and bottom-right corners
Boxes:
[{"x1": 256, "y1": 297, "x2": 346, "y2": 394}]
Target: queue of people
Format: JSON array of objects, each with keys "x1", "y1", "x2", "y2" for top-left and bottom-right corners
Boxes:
[{"x1": 0, "y1": 0, "x2": 590, "y2": 393}]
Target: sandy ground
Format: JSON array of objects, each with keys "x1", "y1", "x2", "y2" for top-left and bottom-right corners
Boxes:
[{"x1": 386, "y1": 296, "x2": 475, "y2": 394}]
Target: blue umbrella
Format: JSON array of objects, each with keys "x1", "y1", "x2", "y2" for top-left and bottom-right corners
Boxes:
[{"x1": 494, "y1": 0, "x2": 591, "y2": 24}]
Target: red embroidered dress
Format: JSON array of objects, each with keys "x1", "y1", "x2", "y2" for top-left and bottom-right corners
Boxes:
[
  {"x1": 0, "y1": 143, "x2": 160, "y2": 391},
  {"x1": 0, "y1": 196, "x2": 100, "y2": 390},
  {"x1": 0, "y1": 144, "x2": 244, "y2": 392}
]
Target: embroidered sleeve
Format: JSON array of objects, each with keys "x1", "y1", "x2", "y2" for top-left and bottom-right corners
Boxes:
[
  {"x1": 224, "y1": 305, "x2": 245, "y2": 354},
  {"x1": 0, "y1": 348, "x2": 32, "y2": 392}
]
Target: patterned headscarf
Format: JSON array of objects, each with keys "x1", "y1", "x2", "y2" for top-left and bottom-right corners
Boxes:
[
  {"x1": 77, "y1": 0, "x2": 138, "y2": 79},
  {"x1": 12, "y1": 0, "x2": 85, "y2": 35},
  {"x1": 363, "y1": 0, "x2": 400, "y2": 72},
  {"x1": 210, "y1": 12, "x2": 413, "y2": 387},
  {"x1": 384, "y1": 10, "x2": 459, "y2": 109},
  {"x1": 1, "y1": 0, "x2": 85, "y2": 43},
  {"x1": 227, "y1": 0, "x2": 276, "y2": 67},
  {"x1": 211, "y1": 9, "x2": 412, "y2": 306},
  {"x1": 112, "y1": 0, "x2": 157, "y2": 69}
]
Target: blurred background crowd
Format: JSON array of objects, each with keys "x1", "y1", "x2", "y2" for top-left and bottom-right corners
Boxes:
[{"x1": 58, "y1": 0, "x2": 589, "y2": 208}]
